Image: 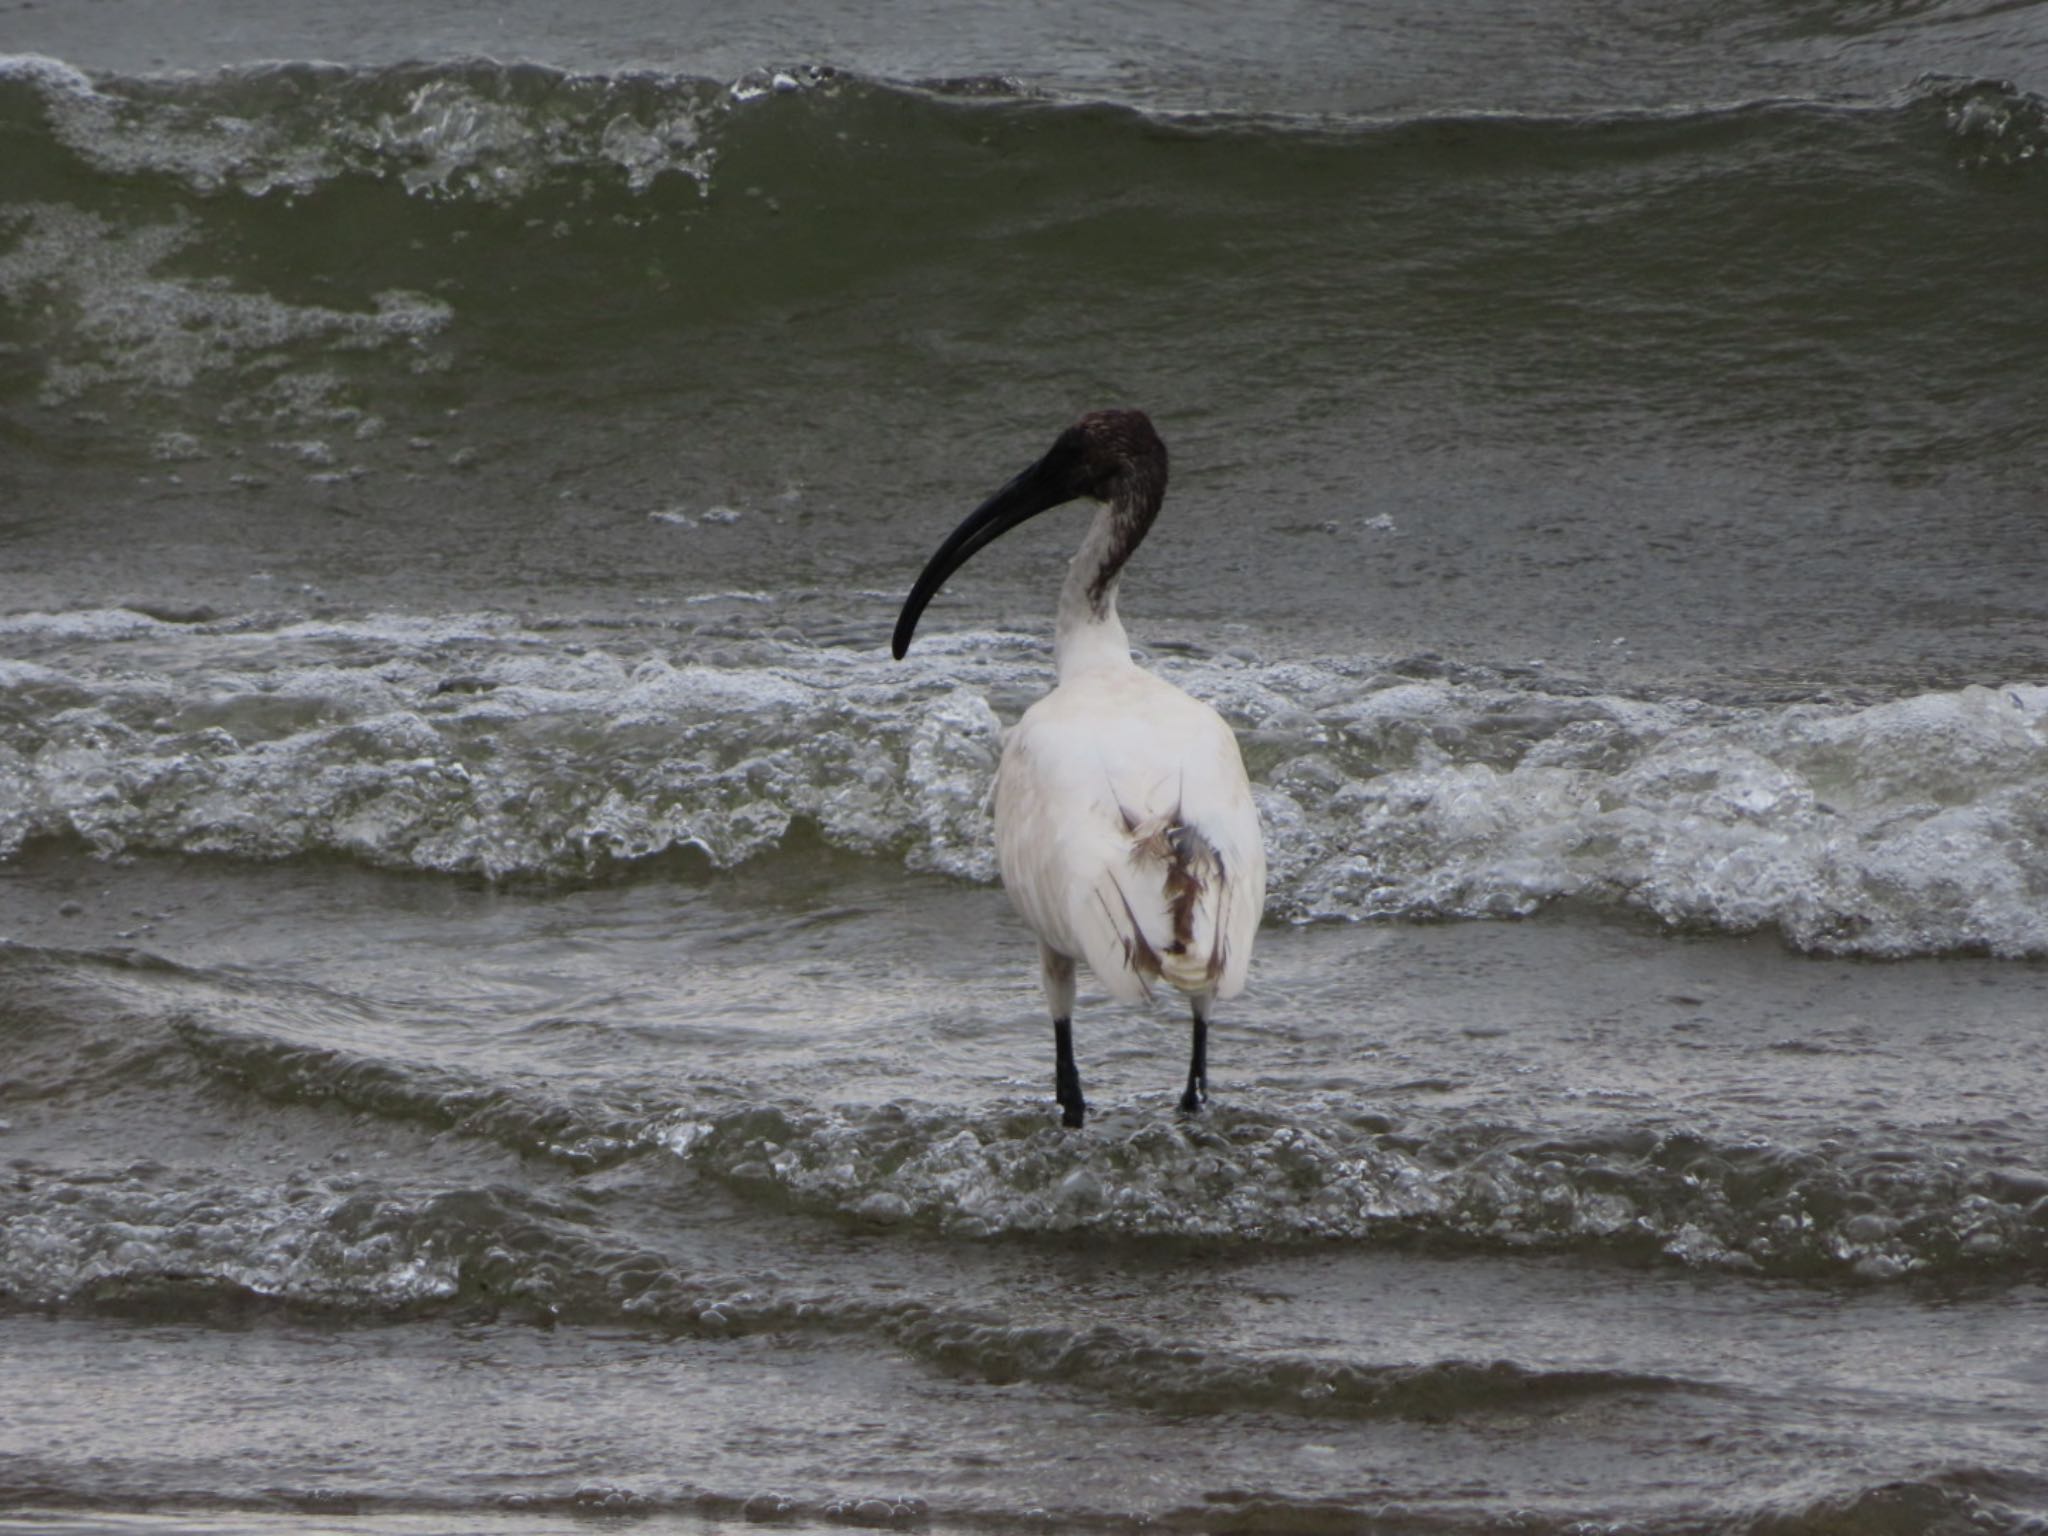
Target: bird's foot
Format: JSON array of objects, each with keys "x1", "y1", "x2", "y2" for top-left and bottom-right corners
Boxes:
[
  {"x1": 1055, "y1": 1077, "x2": 1087, "y2": 1128},
  {"x1": 1177, "y1": 1086, "x2": 1206, "y2": 1117}
]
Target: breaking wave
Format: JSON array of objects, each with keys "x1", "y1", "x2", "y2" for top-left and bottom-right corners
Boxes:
[
  {"x1": 8, "y1": 1075, "x2": 2046, "y2": 1309},
  {"x1": 0, "y1": 53, "x2": 731, "y2": 200},
  {"x1": 3, "y1": 54, "x2": 2041, "y2": 428},
  {"x1": 4, "y1": 949, "x2": 2042, "y2": 1298},
  {"x1": 4, "y1": 56, "x2": 2040, "y2": 208},
  {"x1": 663, "y1": 1097, "x2": 2048, "y2": 1280},
  {"x1": 5, "y1": 607, "x2": 2048, "y2": 959}
]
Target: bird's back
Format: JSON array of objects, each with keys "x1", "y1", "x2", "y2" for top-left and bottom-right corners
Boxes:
[{"x1": 994, "y1": 663, "x2": 1264, "y2": 1005}]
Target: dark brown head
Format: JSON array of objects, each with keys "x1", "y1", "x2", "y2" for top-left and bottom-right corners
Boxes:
[{"x1": 892, "y1": 409, "x2": 1168, "y2": 659}]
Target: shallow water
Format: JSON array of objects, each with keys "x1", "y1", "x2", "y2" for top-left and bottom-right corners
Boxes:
[
  {"x1": 4, "y1": 0, "x2": 2048, "y2": 1531},
  {"x1": 5, "y1": 847, "x2": 2048, "y2": 1531}
]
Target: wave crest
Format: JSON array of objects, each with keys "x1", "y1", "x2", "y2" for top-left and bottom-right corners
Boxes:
[
  {"x1": 666, "y1": 1097, "x2": 2048, "y2": 1278},
  {"x1": 7, "y1": 612, "x2": 2048, "y2": 958}
]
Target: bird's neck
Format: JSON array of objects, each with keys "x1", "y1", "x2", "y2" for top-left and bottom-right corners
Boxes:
[{"x1": 1054, "y1": 499, "x2": 1137, "y2": 681}]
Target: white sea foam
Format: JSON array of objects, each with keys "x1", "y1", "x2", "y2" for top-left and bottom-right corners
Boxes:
[
  {"x1": 2, "y1": 610, "x2": 2045, "y2": 956},
  {"x1": 0, "y1": 202, "x2": 451, "y2": 405},
  {"x1": 0, "y1": 1170, "x2": 464, "y2": 1309},
  {"x1": 0, "y1": 54, "x2": 96, "y2": 94},
  {"x1": 657, "y1": 1097, "x2": 2048, "y2": 1275},
  {"x1": 4, "y1": 57, "x2": 727, "y2": 202}
]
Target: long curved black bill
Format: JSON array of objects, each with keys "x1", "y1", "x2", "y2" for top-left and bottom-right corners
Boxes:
[{"x1": 891, "y1": 451, "x2": 1075, "y2": 659}]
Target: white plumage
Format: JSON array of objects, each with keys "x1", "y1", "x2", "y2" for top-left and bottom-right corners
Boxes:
[
  {"x1": 893, "y1": 409, "x2": 1265, "y2": 1128},
  {"x1": 996, "y1": 646, "x2": 1263, "y2": 1006}
]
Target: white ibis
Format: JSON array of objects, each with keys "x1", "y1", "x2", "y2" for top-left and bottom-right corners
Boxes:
[{"x1": 893, "y1": 409, "x2": 1266, "y2": 1128}]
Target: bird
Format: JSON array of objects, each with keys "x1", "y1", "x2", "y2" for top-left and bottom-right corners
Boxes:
[{"x1": 892, "y1": 408, "x2": 1266, "y2": 1129}]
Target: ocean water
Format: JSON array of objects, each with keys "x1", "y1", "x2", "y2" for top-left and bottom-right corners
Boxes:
[{"x1": 4, "y1": 1, "x2": 2048, "y2": 1531}]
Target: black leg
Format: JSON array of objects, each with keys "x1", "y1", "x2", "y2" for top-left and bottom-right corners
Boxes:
[
  {"x1": 1054, "y1": 1017, "x2": 1086, "y2": 1128},
  {"x1": 1179, "y1": 1008, "x2": 1208, "y2": 1116}
]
